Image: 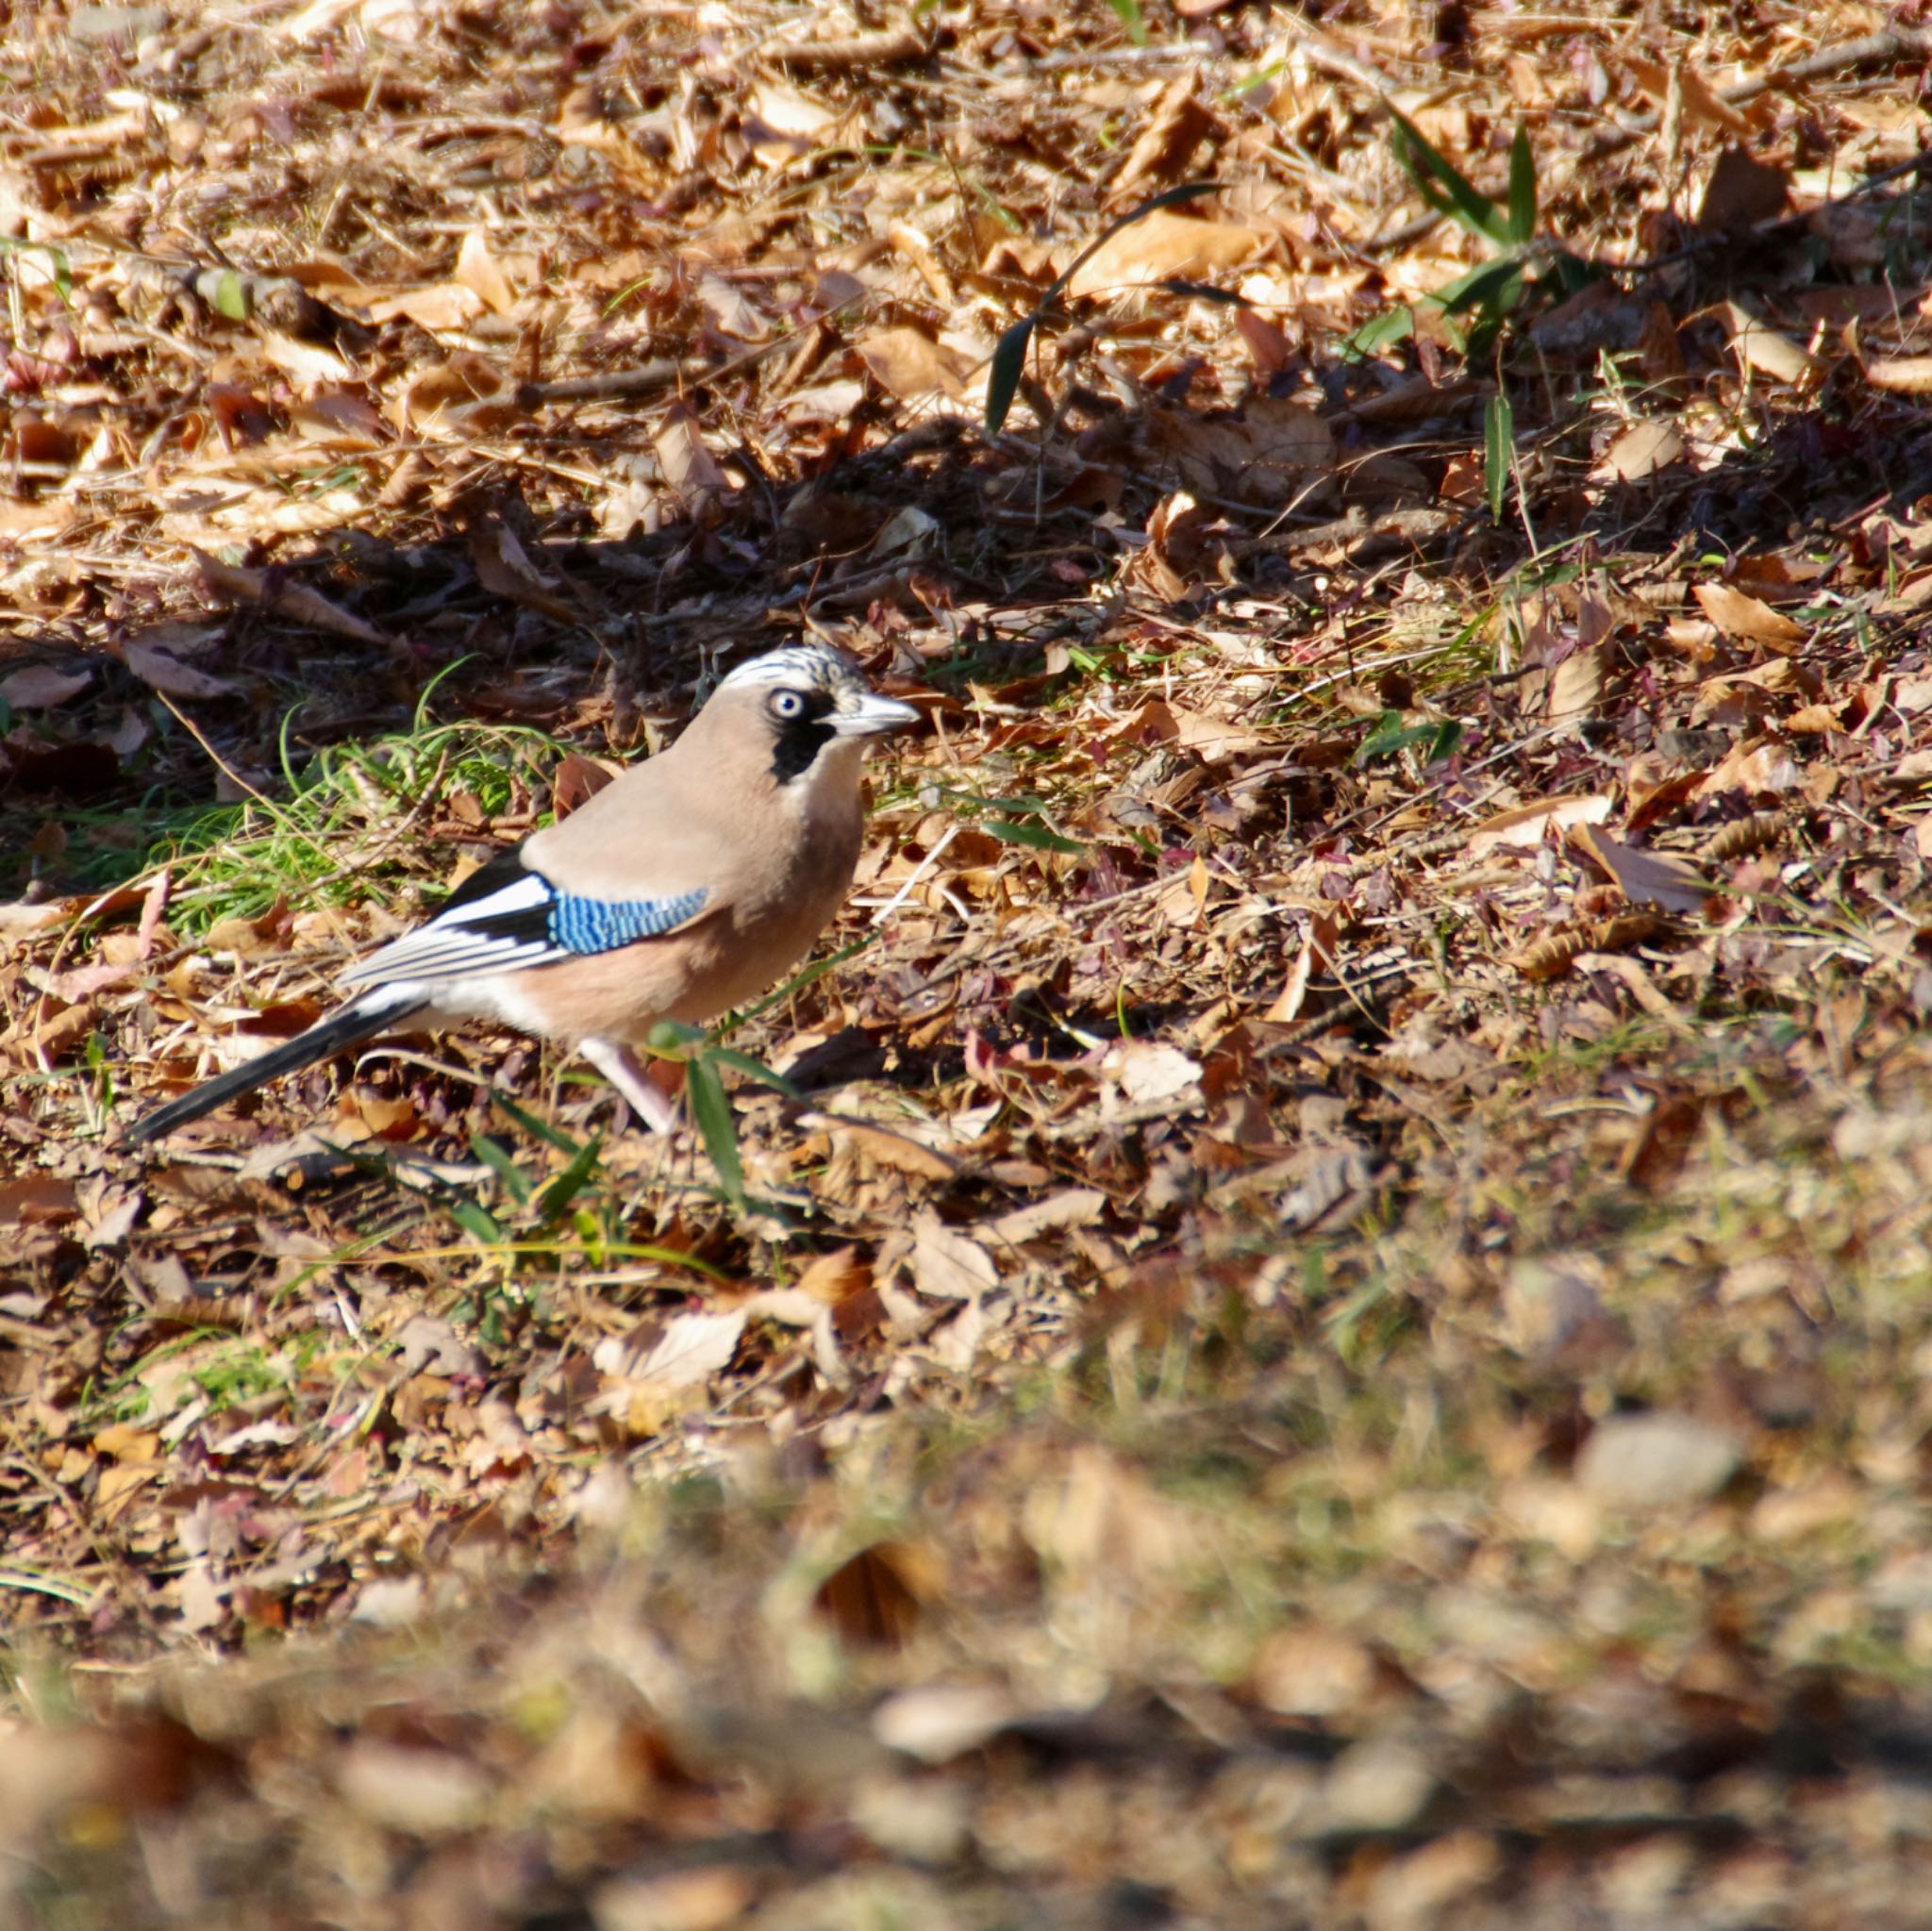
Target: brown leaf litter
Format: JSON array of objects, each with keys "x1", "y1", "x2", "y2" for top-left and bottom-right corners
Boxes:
[{"x1": 8, "y1": 0, "x2": 1932, "y2": 1922}]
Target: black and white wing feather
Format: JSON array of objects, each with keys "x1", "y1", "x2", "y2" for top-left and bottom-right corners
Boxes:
[{"x1": 342, "y1": 846, "x2": 711, "y2": 991}]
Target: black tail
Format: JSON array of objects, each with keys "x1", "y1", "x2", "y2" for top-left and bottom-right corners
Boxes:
[{"x1": 125, "y1": 991, "x2": 428, "y2": 1144}]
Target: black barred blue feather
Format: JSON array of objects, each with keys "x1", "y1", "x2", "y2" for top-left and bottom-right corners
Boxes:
[
  {"x1": 549, "y1": 888, "x2": 708, "y2": 952},
  {"x1": 343, "y1": 849, "x2": 710, "y2": 991}
]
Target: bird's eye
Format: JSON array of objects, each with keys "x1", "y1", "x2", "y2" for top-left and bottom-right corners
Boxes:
[{"x1": 769, "y1": 689, "x2": 807, "y2": 721}]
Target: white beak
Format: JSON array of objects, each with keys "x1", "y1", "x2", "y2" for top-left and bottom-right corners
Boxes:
[{"x1": 829, "y1": 692, "x2": 921, "y2": 737}]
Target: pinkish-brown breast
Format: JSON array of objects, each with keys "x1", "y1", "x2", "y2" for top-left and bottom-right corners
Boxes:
[{"x1": 508, "y1": 760, "x2": 867, "y2": 1046}]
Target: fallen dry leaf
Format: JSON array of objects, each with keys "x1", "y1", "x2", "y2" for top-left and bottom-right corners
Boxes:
[
  {"x1": 1596, "y1": 419, "x2": 1684, "y2": 482},
  {"x1": 122, "y1": 641, "x2": 240, "y2": 700},
  {"x1": 192, "y1": 550, "x2": 390, "y2": 646},
  {"x1": 0, "y1": 664, "x2": 92, "y2": 709},
  {"x1": 1103, "y1": 1039, "x2": 1204, "y2": 1107},
  {"x1": 656, "y1": 401, "x2": 729, "y2": 515},
  {"x1": 1693, "y1": 581, "x2": 1807, "y2": 650},
  {"x1": 806, "y1": 1114, "x2": 960, "y2": 1181},
  {"x1": 857, "y1": 326, "x2": 973, "y2": 403},
  {"x1": 1623, "y1": 56, "x2": 1752, "y2": 134},
  {"x1": 911, "y1": 1213, "x2": 999, "y2": 1300},
  {"x1": 593, "y1": 1309, "x2": 747, "y2": 1396},
  {"x1": 987, "y1": 1188, "x2": 1107, "y2": 1244},
  {"x1": 1466, "y1": 793, "x2": 1613, "y2": 856},
  {"x1": 1110, "y1": 69, "x2": 1222, "y2": 202},
  {"x1": 454, "y1": 229, "x2": 516, "y2": 315},
  {"x1": 1066, "y1": 210, "x2": 1272, "y2": 299},
  {"x1": 1860, "y1": 352, "x2": 1932, "y2": 395},
  {"x1": 1547, "y1": 643, "x2": 1607, "y2": 726},
  {"x1": 1570, "y1": 824, "x2": 1713, "y2": 913},
  {"x1": 1724, "y1": 302, "x2": 1822, "y2": 388}
]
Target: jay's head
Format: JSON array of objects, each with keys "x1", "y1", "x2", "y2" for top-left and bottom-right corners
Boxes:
[{"x1": 700, "y1": 644, "x2": 920, "y2": 786}]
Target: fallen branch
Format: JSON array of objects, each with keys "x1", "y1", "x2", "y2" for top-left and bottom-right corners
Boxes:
[{"x1": 761, "y1": 24, "x2": 930, "y2": 74}]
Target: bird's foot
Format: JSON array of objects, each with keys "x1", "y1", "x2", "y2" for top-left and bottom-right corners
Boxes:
[{"x1": 580, "y1": 1037, "x2": 683, "y2": 1135}]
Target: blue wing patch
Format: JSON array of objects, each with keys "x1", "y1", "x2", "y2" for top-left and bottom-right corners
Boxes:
[
  {"x1": 344, "y1": 853, "x2": 709, "y2": 992},
  {"x1": 548, "y1": 889, "x2": 709, "y2": 955}
]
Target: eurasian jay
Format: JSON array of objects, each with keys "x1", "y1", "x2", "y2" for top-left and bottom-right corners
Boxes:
[{"x1": 125, "y1": 644, "x2": 919, "y2": 1143}]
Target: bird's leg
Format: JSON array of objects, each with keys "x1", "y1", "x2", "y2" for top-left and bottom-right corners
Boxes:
[{"x1": 579, "y1": 1037, "x2": 683, "y2": 1135}]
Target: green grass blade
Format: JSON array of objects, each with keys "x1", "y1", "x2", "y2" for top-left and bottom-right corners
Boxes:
[
  {"x1": 469, "y1": 1133, "x2": 533, "y2": 1207},
  {"x1": 1387, "y1": 107, "x2": 1510, "y2": 246},
  {"x1": 490, "y1": 1089, "x2": 586, "y2": 1155},
  {"x1": 707, "y1": 1047, "x2": 801, "y2": 1099},
  {"x1": 1352, "y1": 710, "x2": 1453, "y2": 768},
  {"x1": 1342, "y1": 306, "x2": 1416, "y2": 360},
  {"x1": 1485, "y1": 391, "x2": 1514, "y2": 523},
  {"x1": 646, "y1": 1019, "x2": 707, "y2": 1056},
  {"x1": 983, "y1": 818, "x2": 1085, "y2": 856},
  {"x1": 1506, "y1": 125, "x2": 1538, "y2": 244},
  {"x1": 0, "y1": 235, "x2": 74, "y2": 305},
  {"x1": 1351, "y1": 712, "x2": 1404, "y2": 766},
  {"x1": 1432, "y1": 258, "x2": 1526, "y2": 319},
  {"x1": 985, "y1": 314, "x2": 1037, "y2": 436},
  {"x1": 941, "y1": 786, "x2": 1056, "y2": 813},
  {"x1": 537, "y1": 1134, "x2": 604, "y2": 1225},
  {"x1": 447, "y1": 1196, "x2": 504, "y2": 1244},
  {"x1": 686, "y1": 1052, "x2": 744, "y2": 1212}
]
